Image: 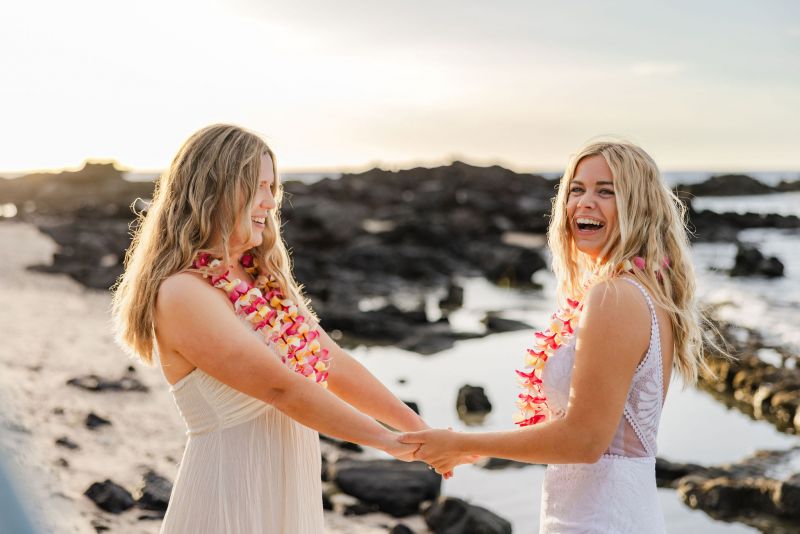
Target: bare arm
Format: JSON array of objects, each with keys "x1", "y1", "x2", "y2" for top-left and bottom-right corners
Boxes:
[
  {"x1": 155, "y1": 273, "x2": 416, "y2": 457},
  {"x1": 320, "y1": 327, "x2": 428, "y2": 432},
  {"x1": 401, "y1": 279, "x2": 651, "y2": 471}
]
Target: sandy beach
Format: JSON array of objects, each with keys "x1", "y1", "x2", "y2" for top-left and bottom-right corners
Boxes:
[{"x1": 0, "y1": 221, "x2": 425, "y2": 533}]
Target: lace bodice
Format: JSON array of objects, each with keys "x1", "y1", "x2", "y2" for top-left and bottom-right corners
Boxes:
[{"x1": 540, "y1": 278, "x2": 665, "y2": 458}]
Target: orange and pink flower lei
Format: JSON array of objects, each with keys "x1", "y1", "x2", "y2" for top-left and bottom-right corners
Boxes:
[
  {"x1": 513, "y1": 297, "x2": 582, "y2": 427},
  {"x1": 193, "y1": 251, "x2": 331, "y2": 386},
  {"x1": 513, "y1": 255, "x2": 669, "y2": 427}
]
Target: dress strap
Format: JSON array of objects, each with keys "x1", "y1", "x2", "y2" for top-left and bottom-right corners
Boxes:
[{"x1": 619, "y1": 278, "x2": 663, "y2": 393}]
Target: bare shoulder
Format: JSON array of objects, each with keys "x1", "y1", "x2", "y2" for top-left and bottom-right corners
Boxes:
[
  {"x1": 157, "y1": 272, "x2": 219, "y2": 314},
  {"x1": 580, "y1": 277, "x2": 650, "y2": 350}
]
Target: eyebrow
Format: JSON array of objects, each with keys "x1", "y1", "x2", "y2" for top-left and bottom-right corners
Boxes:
[{"x1": 571, "y1": 179, "x2": 614, "y2": 186}]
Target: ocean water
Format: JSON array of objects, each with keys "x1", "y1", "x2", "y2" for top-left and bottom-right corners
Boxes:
[{"x1": 348, "y1": 193, "x2": 800, "y2": 532}]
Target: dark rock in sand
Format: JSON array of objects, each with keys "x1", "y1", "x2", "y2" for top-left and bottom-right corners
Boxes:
[
  {"x1": 29, "y1": 214, "x2": 132, "y2": 290},
  {"x1": 389, "y1": 524, "x2": 415, "y2": 534},
  {"x1": 67, "y1": 372, "x2": 149, "y2": 393},
  {"x1": 136, "y1": 470, "x2": 172, "y2": 512},
  {"x1": 85, "y1": 412, "x2": 112, "y2": 430},
  {"x1": 456, "y1": 385, "x2": 492, "y2": 425},
  {"x1": 677, "y1": 447, "x2": 800, "y2": 532},
  {"x1": 55, "y1": 436, "x2": 80, "y2": 450},
  {"x1": 84, "y1": 479, "x2": 135, "y2": 513},
  {"x1": 730, "y1": 244, "x2": 784, "y2": 278},
  {"x1": 677, "y1": 174, "x2": 775, "y2": 197},
  {"x1": 332, "y1": 459, "x2": 441, "y2": 517},
  {"x1": 423, "y1": 496, "x2": 512, "y2": 534},
  {"x1": 90, "y1": 518, "x2": 110, "y2": 532}
]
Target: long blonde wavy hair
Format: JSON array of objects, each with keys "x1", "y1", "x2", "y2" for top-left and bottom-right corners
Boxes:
[
  {"x1": 112, "y1": 124, "x2": 307, "y2": 364},
  {"x1": 548, "y1": 139, "x2": 710, "y2": 385}
]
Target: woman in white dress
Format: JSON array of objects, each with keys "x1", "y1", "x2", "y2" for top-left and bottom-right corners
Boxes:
[
  {"x1": 111, "y1": 124, "x2": 425, "y2": 533},
  {"x1": 402, "y1": 140, "x2": 714, "y2": 533}
]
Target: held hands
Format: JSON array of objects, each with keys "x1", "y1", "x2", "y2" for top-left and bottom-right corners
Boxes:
[{"x1": 399, "y1": 428, "x2": 480, "y2": 478}]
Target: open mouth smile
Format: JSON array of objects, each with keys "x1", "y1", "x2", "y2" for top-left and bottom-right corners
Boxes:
[{"x1": 575, "y1": 217, "x2": 605, "y2": 233}]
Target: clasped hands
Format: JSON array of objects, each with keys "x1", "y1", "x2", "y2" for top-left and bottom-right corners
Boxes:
[{"x1": 385, "y1": 428, "x2": 479, "y2": 478}]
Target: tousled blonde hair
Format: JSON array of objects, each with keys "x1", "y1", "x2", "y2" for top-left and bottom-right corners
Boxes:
[
  {"x1": 111, "y1": 124, "x2": 307, "y2": 364},
  {"x1": 548, "y1": 139, "x2": 710, "y2": 385}
]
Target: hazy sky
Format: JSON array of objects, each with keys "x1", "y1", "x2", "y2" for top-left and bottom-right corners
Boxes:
[{"x1": 2, "y1": 0, "x2": 798, "y2": 173}]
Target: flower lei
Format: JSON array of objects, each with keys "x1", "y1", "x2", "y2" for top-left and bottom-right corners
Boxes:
[
  {"x1": 513, "y1": 297, "x2": 582, "y2": 427},
  {"x1": 513, "y1": 255, "x2": 669, "y2": 427},
  {"x1": 192, "y1": 251, "x2": 331, "y2": 386}
]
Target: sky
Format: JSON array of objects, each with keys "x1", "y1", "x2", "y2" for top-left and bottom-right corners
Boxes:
[{"x1": 1, "y1": 0, "x2": 798, "y2": 174}]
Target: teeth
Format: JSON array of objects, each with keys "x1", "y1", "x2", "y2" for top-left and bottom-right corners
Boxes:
[
  {"x1": 576, "y1": 217, "x2": 603, "y2": 227},
  {"x1": 252, "y1": 217, "x2": 265, "y2": 224}
]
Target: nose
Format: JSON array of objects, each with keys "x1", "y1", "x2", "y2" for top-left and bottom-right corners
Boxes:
[
  {"x1": 260, "y1": 193, "x2": 277, "y2": 210},
  {"x1": 576, "y1": 194, "x2": 595, "y2": 209}
]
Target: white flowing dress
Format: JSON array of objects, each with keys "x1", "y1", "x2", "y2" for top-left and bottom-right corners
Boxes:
[
  {"x1": 539, "y1": 278, "x2": 668, "y2": 534},
  {"x1": 159, "y1": 326, "x2": 324, "y2": 533}
]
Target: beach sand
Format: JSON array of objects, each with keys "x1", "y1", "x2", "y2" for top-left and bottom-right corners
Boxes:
[{"x1": 0, "y1": 221, "x2": 423, "y2": 533}]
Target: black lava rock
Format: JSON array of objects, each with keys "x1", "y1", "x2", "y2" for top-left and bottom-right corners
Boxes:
[
  {"x1": 332, "y1": 459, "x2": 441, "y2": 517},
  {"x1": 84, "y1": 480, "x2": 135, "y2": 514},
  {"x1": 730, "y1": 244, "x2": 785, "y2": 278},
  {"x1": 67, "y1": 372, "x2": 149, "y2": 393},
  {"x1": 85, "y1": 412, "x2": 112, "y2": 429},
  {"x1": 55, "y1": 436, "x2": 80, "y2": 450},
  {"x1": 136, "y1": 470, "x2": 172, "y2": 512},
  {"x1": 423, "y1": 496, "x2": 512, "y2": 534},
  {"x1": 456, "y1": 385, "x2": 492, "y2": 425}
]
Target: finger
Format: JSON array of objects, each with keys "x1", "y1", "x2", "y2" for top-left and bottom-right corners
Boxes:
[{"x1": 398, "y1": 432, "x2": 427, "y2": 445}]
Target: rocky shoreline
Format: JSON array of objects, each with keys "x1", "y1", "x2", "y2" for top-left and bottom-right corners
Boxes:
[
  {"x1": 3, "y1": 162, "x2": 800, "y2": 350},
  {"x1": 2, "y1": 163, "x2": 800, "y2": 532}
]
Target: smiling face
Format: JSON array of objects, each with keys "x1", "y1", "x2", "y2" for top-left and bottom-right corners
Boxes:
[
  {"x1": 566, "y1": 154, "x2": 618, "y2": 261},
  {"x1": 231, "y1": 152, "x2": 277, "y2": 252}
]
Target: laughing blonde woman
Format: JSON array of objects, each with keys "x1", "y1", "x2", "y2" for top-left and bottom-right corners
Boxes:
[
  {"x1": 112, "y1": 124, "x2": 425, "y2": 533},
  {"x1": 402, "y1": 140, "x2": 713, "y2": 533}
]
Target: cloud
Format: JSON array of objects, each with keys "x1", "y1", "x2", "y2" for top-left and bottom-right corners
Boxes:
[{"x1": 631, "y1": 62, "x2": 687, "y2": 77}]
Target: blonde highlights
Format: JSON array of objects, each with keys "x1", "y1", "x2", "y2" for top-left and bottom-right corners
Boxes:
[
  {"x1": 548, "y1": 139, "x2": 709, "y2": 385},
  {"x1": 111, "y1": 124, "x2": 307, "y2": 364}
]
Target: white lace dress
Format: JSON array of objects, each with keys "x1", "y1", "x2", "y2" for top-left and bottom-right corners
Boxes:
[
  {"x1": 539, "y1": 278, "x2": 667, "y2": 534},
  {"x1": 159, "y1": 326, "x2": 324, "y2": 533}
]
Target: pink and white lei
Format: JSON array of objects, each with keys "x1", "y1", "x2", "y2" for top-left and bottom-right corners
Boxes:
[
  {"x1": 514, "y1": 255, "x2": 669, "y2": 426},
  {"x1": 193, "y1": 251, "x2": 331, "y2": 386}
]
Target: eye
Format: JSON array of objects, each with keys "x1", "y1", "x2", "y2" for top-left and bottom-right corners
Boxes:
[
  {"x1": 599, "y1": 188, "x2": 615, "y2": 196},
  {"x1": 569, "y1": 186, "x2": 584, "y2": 194}
]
